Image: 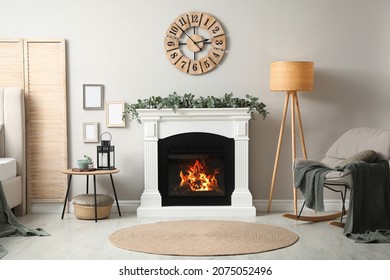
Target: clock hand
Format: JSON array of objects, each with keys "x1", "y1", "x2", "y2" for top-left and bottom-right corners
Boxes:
[
  {"x1": 174, "y1": 23, "x2": 202, "y2": 51},
  {"x1": 194, "y1": 38, "x2": 211, "y2": 44},
  {"x1": 180, "y1": 38, "x2": 209, "y2": 45}
]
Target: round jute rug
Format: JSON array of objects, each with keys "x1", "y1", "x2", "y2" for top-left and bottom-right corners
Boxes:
[{"x1": 109, "y1": 220, "x2": 299, "y2": 256}]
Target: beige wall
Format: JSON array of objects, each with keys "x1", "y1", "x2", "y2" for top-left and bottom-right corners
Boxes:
[{"x1": 1, "y1": 0, "x2": 389, "y2": 208}]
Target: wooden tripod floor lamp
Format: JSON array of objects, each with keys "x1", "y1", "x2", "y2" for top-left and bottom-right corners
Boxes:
[{"x1": 267, "y1": 61, "x2": 314, "y2": 215}]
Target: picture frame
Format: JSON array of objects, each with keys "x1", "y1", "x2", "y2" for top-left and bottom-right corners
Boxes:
[
  {"x1": 82, "y1": 122, "x2": 99, "y2": 143},
  {"x1": 106, "y1": 101, "x2": 125, "y2": 127},
  {"x1": 83, "y1": 84, "x2": 104, "y2": 110}
]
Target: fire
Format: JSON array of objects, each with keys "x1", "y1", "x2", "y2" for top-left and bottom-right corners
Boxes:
[{"x1": 179, "y1": 159, "x2": 219, "y2": 191}]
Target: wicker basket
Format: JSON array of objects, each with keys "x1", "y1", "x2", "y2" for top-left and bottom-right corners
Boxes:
[{"x1": 72, "y1": 194, "x2": 114, "y2": 220}]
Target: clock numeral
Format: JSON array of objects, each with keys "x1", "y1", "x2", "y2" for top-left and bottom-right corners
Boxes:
[
  {"x1": 169, "y1": 26, "x2": 178, "y2": 37},
  {"x1": 164, "y1": 37, "x2": 179, "y2": 51},
  {"x1": 188, "y1": 60, "x2": 203, "y2": 75},
  {"x1": 166, "y1": 49, "x2": 183, "y2": 65},
  {"x1": 174, "y1": 15, "x2": 190, "y2": 30},
  {"x1": 178, "y1": 17, "x2": 187, "y2": 27},
  {"x1": 203, "y1": 18, "x2": 210, "y2": 27},
  {"x1": 166, "y1": 23, "x2": 183, "y2": 39},
  {"x1": 201, "y1": 14, "x2": 216, "y2": 30},
  {"x1": 211, "y1": 35, "x2": 226, "y2": 51},
  {"x1": 211, "y1": 26, "x2": 219, "y2": 34},
  {"x1": 207, "y1": 48, "x2": 224, "y2": 65},
  {"x1": 208, "y1": 22, "x2": 224, "y2": 37},
  {"x1": 191, "y1": 15, "x2": 199, "y2": 23},
  {"x1": 200, "y1": 56, "x2": 216, "y2": 74},
  {"x1": 175, "y1": 56, "x2": 191, "y2": 73},
  {"x1": 187, "y1": 12, "x2": 202, "y2": 27}
]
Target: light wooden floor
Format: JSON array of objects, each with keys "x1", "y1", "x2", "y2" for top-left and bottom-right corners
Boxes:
[{"x1": 1, "y1": 211, "x2": 390, "y2": 260}]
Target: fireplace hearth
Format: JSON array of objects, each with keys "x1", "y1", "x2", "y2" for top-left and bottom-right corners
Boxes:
[
  {"x1": 137, "y1": 108, "x2": 256, "y2": 217},
  {"x1": 158, "y1": 132, "x2": 234, "y2": 206}
]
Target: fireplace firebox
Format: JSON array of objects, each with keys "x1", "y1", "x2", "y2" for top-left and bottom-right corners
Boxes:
[{"x1": 158, "y1": 132, "x2": 234, "y2": 206}]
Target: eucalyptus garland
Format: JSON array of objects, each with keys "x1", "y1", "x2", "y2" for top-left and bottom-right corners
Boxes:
[{"x1": 123, "y1": 92, "x2": 269, "y2": 123}]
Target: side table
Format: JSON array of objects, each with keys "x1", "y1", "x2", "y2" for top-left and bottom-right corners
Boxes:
[{"x1": 61, "y1": 168, "x2": 122, "y2": 222}]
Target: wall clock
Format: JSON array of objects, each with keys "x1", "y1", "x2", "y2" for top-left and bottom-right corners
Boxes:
[{"x1": 164, "y1": 11, "x2": 227, "y2": 75}]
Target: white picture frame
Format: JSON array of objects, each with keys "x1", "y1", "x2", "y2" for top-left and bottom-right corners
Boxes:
[
  {"x1": 82, "y1": 122, "x2": 99, "y2": 142},
  {"x1": 83, "y1": 84, "x2": 104, "y2": 110},
  {"x1": 106, "y1": 101, "x2": 125, "y2": 127}
]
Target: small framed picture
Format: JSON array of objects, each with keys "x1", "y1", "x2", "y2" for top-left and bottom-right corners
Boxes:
[
  {"x1": 83, "y1": 84, "x2": 104, "y2": 110},
  {"x1": 106, "y1": 101, "x2": 125, "y2": 127},
  {"x1": 82, "y1": 122, "x2": 99, "y2": 142}
]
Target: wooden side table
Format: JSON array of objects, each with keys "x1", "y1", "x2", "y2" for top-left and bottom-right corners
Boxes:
[{"x1": 61, "y1": 169, "x2": 122, "y2": 222}]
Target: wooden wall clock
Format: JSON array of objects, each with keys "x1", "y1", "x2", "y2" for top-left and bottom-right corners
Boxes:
[{"x1": 164, "y1": 11, "x2": 227, "y2": 75}]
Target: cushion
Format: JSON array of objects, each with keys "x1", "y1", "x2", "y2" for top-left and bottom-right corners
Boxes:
[
  {"x1": 294, "y1": 158, "x2": 327, "y2": 168},
  {"x1": 325, "y1": 127, "x2": 390, "y2": 161},
  {"x1": 324, "y1": 171, "x2": 353, "y2": 189},
  {"x1": 335, "y1": 149, "x2": 377, "y2": 169},
  {"x1": 0, "y1": 158, "x2": 17, "y2": 181},
  {"x1": 72, "y1": 194, "x2": 114, "y2": 207},
  {"x1": 325, "y1": 169, "x2": 351, "y2": 179}
]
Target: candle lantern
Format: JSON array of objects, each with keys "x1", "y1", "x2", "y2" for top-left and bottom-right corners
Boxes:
[{"x1": 97, "y1": 132, "x2": 115, "y2": 169}]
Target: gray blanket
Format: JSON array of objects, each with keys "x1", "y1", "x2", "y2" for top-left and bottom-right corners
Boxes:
[
  {"x1": 0, "y1": 182, "x2": 49, "y2": 258},
  {"x1": 294, "y1": 159, "x2": 390, "y2": 243},
  {"x1": 294, "y1": 159, "x2": 332, "y2": 211},
  {"x1": 343, "y1": 160, "x2": 390, "y2": 243}
]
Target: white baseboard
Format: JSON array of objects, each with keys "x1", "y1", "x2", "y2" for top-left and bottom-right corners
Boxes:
[
  {"x1": 253, "y1": 199, "x2": 349, "y2": 213},
  {"x1": 30, "y1": 199, "x2": 349, "y2": 214}
]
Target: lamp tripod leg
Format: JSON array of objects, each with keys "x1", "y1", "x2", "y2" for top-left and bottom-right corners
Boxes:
[
  {"x1": 290, "y1": 92, "x2": 298, "y2": 215},
  {"x1": 267, "y1": 93, "x2": 291, "y2": 213},
  {"x1": 291, "y1": 92, "x2": 308, "y2": 215},
  {"x1": 294, "y1": 93, "x2": 308, "y2": 159}
]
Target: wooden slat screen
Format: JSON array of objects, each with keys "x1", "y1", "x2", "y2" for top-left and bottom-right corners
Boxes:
[
  {"x1": 24, "y1": 39, "x2": 68, "y2": 204},
  {"x1": 0, "y1": 39, "x2": 24, "y2": 88}
]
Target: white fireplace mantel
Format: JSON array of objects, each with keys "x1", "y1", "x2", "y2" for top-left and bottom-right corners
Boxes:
[{"x1": 137, "y1": 108, "x2": 256, "y2": 217}]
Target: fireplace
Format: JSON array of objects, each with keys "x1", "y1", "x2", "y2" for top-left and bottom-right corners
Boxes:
[
  {"x1": 158, "y1": 132, "x2": 234, "y2": 206},
  {"x1": 137, "y1": 108, "x2": 256, "y2": 217}
]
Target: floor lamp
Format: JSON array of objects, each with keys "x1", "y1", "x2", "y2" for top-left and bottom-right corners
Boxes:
[{"x1": 267, "y1": 61, "x2": 314, "y2": 215}]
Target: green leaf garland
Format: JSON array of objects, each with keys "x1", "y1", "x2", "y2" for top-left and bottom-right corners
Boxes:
[{"x1": 123, "y1": 92, "x2": 269, "y2": 123}]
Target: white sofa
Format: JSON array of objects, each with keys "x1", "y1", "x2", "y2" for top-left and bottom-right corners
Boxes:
[{"x1": 0, "y1": 87, "x2": 26, "y2": 215}]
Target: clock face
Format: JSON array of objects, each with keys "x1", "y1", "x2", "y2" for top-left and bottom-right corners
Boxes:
[{"x1": 164, "y1": 11, "x2": 227, "y2": 75}]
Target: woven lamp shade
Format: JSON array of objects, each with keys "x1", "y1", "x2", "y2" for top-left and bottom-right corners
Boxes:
[{"x1": 270, "y1": 61, "x2": 314, "y2": 92}]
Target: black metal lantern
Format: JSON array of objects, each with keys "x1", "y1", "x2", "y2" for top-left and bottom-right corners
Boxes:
[{"x1": 97, "y1": 132, "x2": 115, "y2": 169}]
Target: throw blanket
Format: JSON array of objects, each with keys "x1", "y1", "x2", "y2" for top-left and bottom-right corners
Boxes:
[
  {"x1": 0, "y1": 182, "x2": 49, "y2": 258},
  {"x1": 343, "y1": 161, "x2": 390, "y2": 243},
  {"x1": 294, "y1": 159, "x2": 332, "y2": 211},
  {"x1": 294, "y1": 159, "x2": 390, "y2": 243}
]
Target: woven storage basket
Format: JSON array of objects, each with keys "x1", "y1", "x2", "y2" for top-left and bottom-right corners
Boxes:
[{"x1": 72, "y1": 194, "x2": 114, "y2": 220}]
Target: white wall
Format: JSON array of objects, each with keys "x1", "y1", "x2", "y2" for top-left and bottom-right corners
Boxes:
[{"x1": 1, "y1": 0, "x2": 390, "y2": 208}]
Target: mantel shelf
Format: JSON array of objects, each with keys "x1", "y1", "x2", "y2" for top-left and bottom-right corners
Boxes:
[{"x1": 137, "y1": 108, "x2": 252, "y2": 120}]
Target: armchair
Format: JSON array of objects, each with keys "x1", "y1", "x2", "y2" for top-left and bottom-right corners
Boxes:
[{"x1": 285, "y1": 127, "x2": 390, "y2": 226}]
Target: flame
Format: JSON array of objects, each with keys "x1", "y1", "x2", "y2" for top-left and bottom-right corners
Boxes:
[{"x1": 179, "y1": 159, "x2": 219, "y2": 191}]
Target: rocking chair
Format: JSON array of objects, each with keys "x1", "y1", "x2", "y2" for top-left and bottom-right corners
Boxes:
[{"x1": 284, "y1": 127, "x2": 390, "y2": 225}]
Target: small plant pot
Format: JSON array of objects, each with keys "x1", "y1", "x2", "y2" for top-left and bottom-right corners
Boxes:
[{"x1": 77, "y1": 160, "x2": 90, "y2": 169}]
